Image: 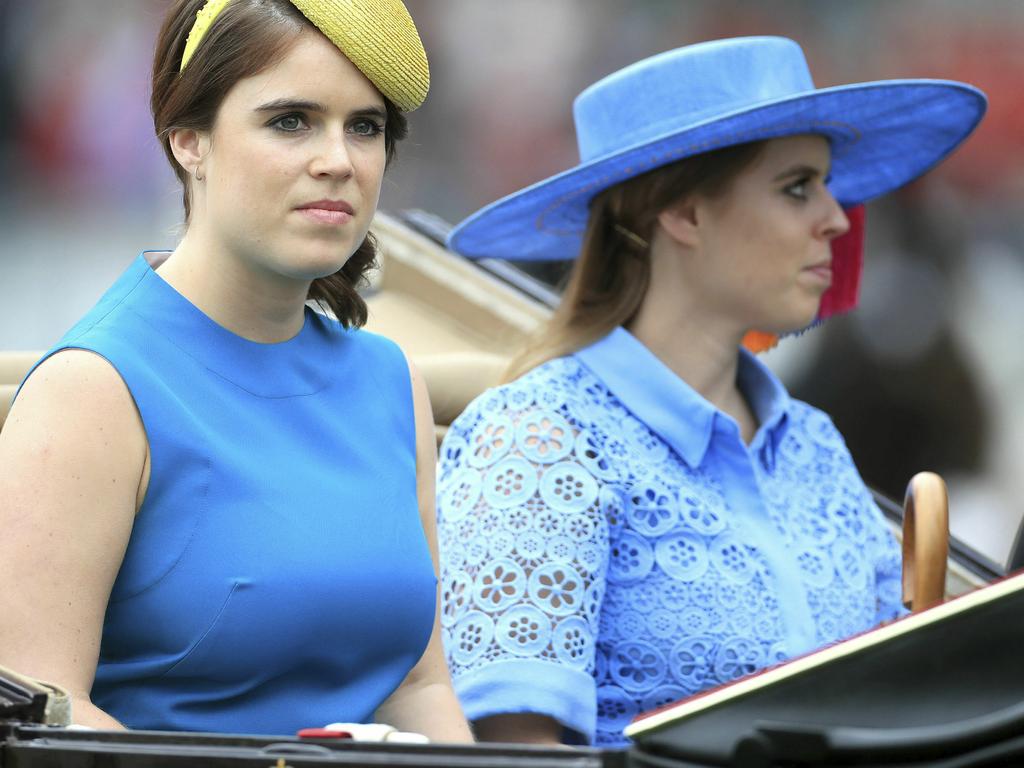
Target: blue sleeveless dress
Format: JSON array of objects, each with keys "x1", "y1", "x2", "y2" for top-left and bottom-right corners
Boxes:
[{"x1": 31, "y1": 253, "x2": 437, "y2": 735}]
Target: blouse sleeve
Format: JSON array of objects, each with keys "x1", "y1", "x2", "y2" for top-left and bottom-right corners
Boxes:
[
  {"x1": 864, "y1": 488, "x2": 909, "y2": 623},
  {"x1": 828, "y1": 418, "x2": 908, "y2": 624},
  {"x1": 436, "y1": 381, "x2": 610, "y2": 744},
  {"x1": 793, "y1": 404, "x2": 909, "y2": 626}
]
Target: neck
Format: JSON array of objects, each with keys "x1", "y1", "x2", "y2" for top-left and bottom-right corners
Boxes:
[
  {"x1": 156, "y1": 226, "x2": 310, "y2": 343},
  {"x1": 628, "y1": 301, "x2": 743, "y2": 410},
  {"x1": 627, "y1": 240, "x2": 758, "y2": 442}
]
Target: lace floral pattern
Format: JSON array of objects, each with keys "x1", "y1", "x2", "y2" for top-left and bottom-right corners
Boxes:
[{"x1": 438, "y1": 356, "x2": 903, "y2": 746}]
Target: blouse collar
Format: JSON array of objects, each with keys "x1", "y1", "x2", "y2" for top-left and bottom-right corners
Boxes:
[{"x1": 573, "y1": 327, "x2": 793, "y2": 468}]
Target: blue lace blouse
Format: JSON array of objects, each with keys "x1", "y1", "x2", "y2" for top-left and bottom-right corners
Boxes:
[{"x1": 436, "y1": 327, "x2": 904, "y2": 747}]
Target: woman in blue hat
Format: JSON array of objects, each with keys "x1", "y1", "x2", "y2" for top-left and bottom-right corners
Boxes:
[
  {"x1": 0, "y1": 0, "x2": 470, "y2": 740},
  {"x1": 436, "y1": 36, "x2": 985, "y2": 746}
]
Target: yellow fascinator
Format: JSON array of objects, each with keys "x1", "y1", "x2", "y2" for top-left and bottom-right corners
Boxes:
[{"x1": 178, "y1": 0, "x2": 430, "y2": 111}]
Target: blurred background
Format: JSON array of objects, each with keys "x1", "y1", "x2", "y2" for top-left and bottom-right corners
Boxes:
[{"x1": 2, "y1": 0, "x2": 1023, "y2": 566}]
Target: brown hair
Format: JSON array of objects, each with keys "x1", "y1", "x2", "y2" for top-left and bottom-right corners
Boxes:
[
  {"x1": 506, "y1": 141, "x2": 765, "y2": 381},
  {"x1": 151, "y1": 0, "x2": 409, "y2": 328}
]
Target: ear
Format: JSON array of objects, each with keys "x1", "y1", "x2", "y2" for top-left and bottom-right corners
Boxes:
[
  {"x1": 168, "y1": 127, "x2": 210, "y2": 178},
  {"x1": 656, "y1": 196, "x2": 701, "y2": 249}
]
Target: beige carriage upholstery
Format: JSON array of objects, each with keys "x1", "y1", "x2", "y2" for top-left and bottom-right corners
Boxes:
[
  {"x1": 0, "y1": 351, "x2": 39, "y2": 433},
  {"x1": 366, "y1": 212, "x2": 549, "y2": 440}
]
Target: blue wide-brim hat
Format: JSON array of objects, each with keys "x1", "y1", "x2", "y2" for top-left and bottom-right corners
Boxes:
[{"x1": 448, "y1": 36, "x2": 986, "y2": 262}]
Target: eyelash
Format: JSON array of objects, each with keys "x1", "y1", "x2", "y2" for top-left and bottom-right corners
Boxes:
[
  {"x1": 269, "y1": 112, "x2": 309, "y2": 133},
  {"x1": 349, "y1": 118, "x2": 386, "y2": 138},
  {"x1": 785, "y1": 177, "x2": 812, "y2": 200},
  {"x1": 267, "y1": 113, "x2": 385, "y2": 139},
  {"x1": 786, "y1": 172, "x2": 834, "y2": 201}
]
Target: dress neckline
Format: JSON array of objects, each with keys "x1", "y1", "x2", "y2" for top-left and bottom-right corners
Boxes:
[{"x1": 125, "y1": 252, "x2": 339, "y2": 398}]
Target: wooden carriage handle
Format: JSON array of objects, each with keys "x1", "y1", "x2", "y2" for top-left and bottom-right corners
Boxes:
[{"x1": 901, "y1": 471, "x2": 949, "y2": 612}]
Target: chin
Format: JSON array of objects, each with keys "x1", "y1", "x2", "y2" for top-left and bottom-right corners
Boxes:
[
  {"x1": 762, "y1": 308, "x2": 822, "y2": 336},
  {"x1": 289, "y1": 245, "x2": 357, "y2": 280}
]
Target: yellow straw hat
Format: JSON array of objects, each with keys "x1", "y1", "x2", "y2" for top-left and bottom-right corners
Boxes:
[
  {"x1": 290, "y1": 0, "x2": 429, "y2": 111},
  {"x1": 179, "y1": 0, "x2": 430, "y2": 111}
]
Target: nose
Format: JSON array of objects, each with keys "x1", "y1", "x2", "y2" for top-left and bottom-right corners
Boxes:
[
  {"x1": 820, "y1": 189, "x2": 850, "y2": 241},
  {"x1": 308, "y1": 133, "x2": 354, "y2": 180}
]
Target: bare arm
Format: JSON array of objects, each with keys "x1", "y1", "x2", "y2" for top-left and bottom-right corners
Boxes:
[
  {"x1": 374, "y1": 356, "x2": 474, "y2": 743},
  {"x1": 0, "y1": 350, "x2": 148, "y2": 728}
]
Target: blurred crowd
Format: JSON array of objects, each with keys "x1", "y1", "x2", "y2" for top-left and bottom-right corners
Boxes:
[{"x1": 2, "y1": 0, "x2": 1024, "y2": 564}]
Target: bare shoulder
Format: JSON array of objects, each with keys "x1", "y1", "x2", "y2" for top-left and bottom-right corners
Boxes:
[
  {"x1": 0, "y1": 348, "x2": 148, "y2": 506},
  {"x1": 11, "y1": 348, "x2": 131, "y2": 406},
  {"x1": 4, "y1": 348, "x2": 145, "y2": 444}
]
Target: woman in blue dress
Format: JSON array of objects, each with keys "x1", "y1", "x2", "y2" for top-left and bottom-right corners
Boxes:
[
  {"x1": 0, "y1": 0, "x2": 471, "y2": 740},
  {"x1": 436, "y1": 37, "x2": 985, "y2": 746}
]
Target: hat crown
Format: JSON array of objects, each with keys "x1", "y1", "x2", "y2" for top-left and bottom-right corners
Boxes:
[{"x1": 574, "y1": 36, "x2": 816, "y2": 162}]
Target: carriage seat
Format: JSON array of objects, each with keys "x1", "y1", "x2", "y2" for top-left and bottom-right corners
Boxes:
[
  {"x1": 413, "y1": 351, "x2": 506, "y2": 443},
  {"x1": 0, "y1": 351, "x2": 40, "y2": 433}
]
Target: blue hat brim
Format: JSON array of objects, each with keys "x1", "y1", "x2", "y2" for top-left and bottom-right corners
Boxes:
[{"x1": 448, "y1": 79, "x2": 986, "y2": 261}]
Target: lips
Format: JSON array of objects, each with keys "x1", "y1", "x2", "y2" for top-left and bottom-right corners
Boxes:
[
  {"x1": 802, "y1": 261, "x2": 833, "y2": 285},
  {"x1": 295, "y1": 199, "x2": 355, "y2": 226}
]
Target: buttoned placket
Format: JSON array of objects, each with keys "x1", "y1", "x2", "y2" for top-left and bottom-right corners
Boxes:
[{"x1": 707, "y1": 412, "x2": 818, "y2": 658}]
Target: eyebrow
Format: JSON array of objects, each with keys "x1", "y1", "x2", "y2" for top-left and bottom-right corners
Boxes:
[
  {"x1": 773, "y1": 164, "x2": 829, "y2": 182},
  {"x1": 254, "y1": 98, "x2": 387, "y2": 120},
  {"x1": 255, "y1": 98, "x2": 327, "y2": 113}
]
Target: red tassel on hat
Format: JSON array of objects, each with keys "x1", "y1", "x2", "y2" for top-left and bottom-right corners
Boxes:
[
  {"x1": 742, "y1": 204, "x2": 865, "y2": 353},
  {"x1": 817, "y1": 204, "x2": 865, "y2": 321}
]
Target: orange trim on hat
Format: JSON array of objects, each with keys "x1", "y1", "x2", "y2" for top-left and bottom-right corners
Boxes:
[{"x1": 742, "y1": 330, "x2": 780, "y2": 353}]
